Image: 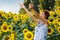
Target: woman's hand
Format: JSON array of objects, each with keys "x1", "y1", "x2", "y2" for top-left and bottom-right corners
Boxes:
[
  {"x1": 29, "y1": 3, "x2": 34, "y2": 9},
  {"x1": 20, "y1": 3, "x2": 25, "y2": 9}
]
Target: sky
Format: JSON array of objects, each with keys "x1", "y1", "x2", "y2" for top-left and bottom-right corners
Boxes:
[{"x1": 0, "y1": 0, "x2": 24, "y2": 13}]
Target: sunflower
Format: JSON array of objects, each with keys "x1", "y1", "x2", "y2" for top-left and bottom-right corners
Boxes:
[
  {"x1": 25, "y1": 14, "x2": 29, "y2": 19},
  {"x1": 56, "y1": 10, "x2": 60, "y2": 15},
  {"x1": 20, "y1": 14, "x2": 28, "y2": 24},
  {"x1": 30, "y1": 21, "x2": 34, "y2": 27},
  {"x1": 0, "y1": 18, "x2": 4, "y2": 24},
  {"x1": 20, "y1": 14, "x2": 27, "y2": 20},
  {"x1": 57, "y1": 27, "x2": 60, "y2": 34},
  {"x1": 24, "y1": 31, "x2": 33, "y2": 40},
  {"x1": 49, "y1": 11, "x2": 55, "y2": 16},
  {"x1": 1, "y1": 11, "x2": 7, "y2": 18},
  {"x1": 10, "y1": 21, "x2": 17, "y2": 25},
  {"x1": 20, "y1": 14, "x2": 25, "y2": 20},
  {"x1": 22, "y1": 19, "x2": 26, "y2": 23},
  {"x1": 48, "y1": 19, "x2": 54, "y2": 24},
  {"x1": 33, "y1": 22, "x2": 36, "y2": 27},
  {"x1": 23, "y1": 29, "x2": 29, "y2": 34},
  {"x1": 10, "y1": 32, "x2": 16, "y2": 40},
  {"x1": 53, "y1": 19, "x2": 58, "y2": 27},
  {"x1": 0, "y1": 10, "x2": 6, "y2": 17},
  {"x1": 30, "y1": 21, "x2": 36, "y2": 28},
  {"x1": 1, "y1": 22, "x2": 9, "y2": 32},
  {"x1": 3, "y1": 35, "x2": 11, "y2": 40},
  {"x1": 13, "y1": 14, "x2": 19, "y2": 21},
  {"x1": 48, "y1": 27, "x2": 54, "y2": 35},
  {"x1": 58, "y1": 22, "x2": 60, "y2": 26},
  {"x1": 8, "y1": 11, "x2": 13, "y2": 16},
  {"x1": 6, "y1": 12, "x2": 13, "y2": 19},
  {"x1": 52, "y1": 13, "x2": 58, "y2": 19},
  {"x1": 18, "y1": 22, "x2": 22, "y2": 26},
  {"x1": 8, "y1": 25, "x2": 13, "y2": 32},
  {"x1": 31, "y1": 10, "x2": 35, "y2": 15}
]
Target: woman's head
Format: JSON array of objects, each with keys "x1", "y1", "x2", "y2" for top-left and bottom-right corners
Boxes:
[{"x1": 41, "y1": 10, "x2": 50, "y2": 19}]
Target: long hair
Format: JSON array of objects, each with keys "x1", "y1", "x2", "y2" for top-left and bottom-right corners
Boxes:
[{"x1": 43, "y1": 10, "x2": 50, "y2": 19}]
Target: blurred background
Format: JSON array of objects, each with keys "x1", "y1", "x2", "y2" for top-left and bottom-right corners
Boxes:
[{"x1": 0, "y1": 0, "x2": 24, "y2": 13}]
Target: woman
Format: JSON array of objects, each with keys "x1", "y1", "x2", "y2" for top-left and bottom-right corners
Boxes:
[{"x1": 20, "y1": 3, "x2": 50, "y2": 40}]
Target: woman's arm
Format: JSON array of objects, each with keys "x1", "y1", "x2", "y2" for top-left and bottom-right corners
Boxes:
[
  {"x1": 32, "y1": 9, "x2": 49, "y2": 25},
  {"x1": 31, "y1": 9, "x2": 49, "y2": 26},
  {"x1": 20, "y1": 3, "x2": 40, "y2": 23}
]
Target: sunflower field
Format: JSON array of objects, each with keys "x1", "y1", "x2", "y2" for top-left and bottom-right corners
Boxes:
[
  {"x1": 0, "y1": 8, "x2": 60, "y2": 40},
  {"x1": 0, "y1": 0, "x2": 60, "y2": 40}
]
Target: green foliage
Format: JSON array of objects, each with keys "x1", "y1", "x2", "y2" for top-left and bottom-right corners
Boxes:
[
  {"x1": 19, "y1": 8, "x2": 26, "y2": 14},
  {"x1": 41, "y1": 0, "x2": 55, "y2": 11}
]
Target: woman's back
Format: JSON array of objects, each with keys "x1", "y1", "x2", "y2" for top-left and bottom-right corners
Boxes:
[{"x1": 34, "y1": 20, "x2": 48, "y2": 40}]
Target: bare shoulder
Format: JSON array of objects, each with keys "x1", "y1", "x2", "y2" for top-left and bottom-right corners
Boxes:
[{"x1": 45, "y1": 20, "x2": 49, "y2": 27}]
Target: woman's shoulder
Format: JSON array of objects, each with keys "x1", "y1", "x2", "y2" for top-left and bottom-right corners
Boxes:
[{"x1": 40, "y1": 20, "x2": 48, "y2": 27}]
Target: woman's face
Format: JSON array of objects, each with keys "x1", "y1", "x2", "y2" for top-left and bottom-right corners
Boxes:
[{"x1": 41, "y1": 12, "x2": 45, "y2": 18}]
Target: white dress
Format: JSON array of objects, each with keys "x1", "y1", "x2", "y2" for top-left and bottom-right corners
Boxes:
[{"x1": 34, "y1": 20, "x2": 48, "y2": 40}]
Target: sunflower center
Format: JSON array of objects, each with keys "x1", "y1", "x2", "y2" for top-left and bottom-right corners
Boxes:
[
  {"x1": 3, "y1": 25, "x2": 7, "y2": 30},
  {"x1": 4, "y1": 13, "x2": 5, "y2": 14},
  {"x1": 48, "y1": 29, "x2": 51, "y2": 33},
  {"x1": 15, "y1": 17, "x2": 17, "y2": 18},
  {"x1": 27, "y1": 34, "x2": 31, "y2": 38},
  {"x1": 5, "y1": 36, "x2": 10, "y2": 40},
  {"x1": 53, "y1": 14, "x2": 57, "y2": 17},
  {"x1": 24, "y1": 30, "x2": 27, "y2": 33},
  {"x1": 22, "y1": 16, "x2": 23, "y2": 18},
  {"x1": 59, "y1": 29, "x2": 60, "y2": 31},
  {"x1": 1, "y1": 20, "x2": 2, "y2": 22},
  {"x1": 8, "y1": 15, "x2": 9, "y2": 17},
  {"x1": 0, "y1": 14, "x2": 2, "y2": 16},
  {"x1": 9, "y1": 27, "x2": 11, "y2": 29},
  {"x1": 58, "y1": 20, "x2": 60, "y2": 22},
  {"x1": 50, "y1": 19, "x2": 53, "y2": 22},
  {"x1": 0, "y1": 20, "x2": 2, "y2": 22},
  {"x1": 59, "y1": 8, "x2": 60, "y2": 10},
  {"x1": 13, "y1": 27, "x2": 15, "y2": 30},
  {"x1": 13, "y1": 21, "x2": 15, "y2": 23},
  {"x1": 54, "y1": 22, "x2": 58, "y2": 25}
]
